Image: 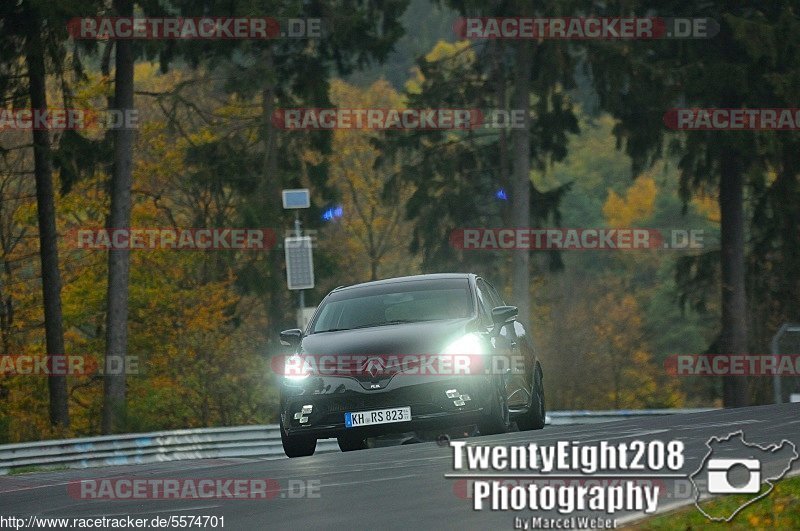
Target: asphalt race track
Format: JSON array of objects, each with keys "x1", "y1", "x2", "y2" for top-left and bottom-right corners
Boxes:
[{"x1": 1, "y1": 404, "x2": 798, "y2": 530}]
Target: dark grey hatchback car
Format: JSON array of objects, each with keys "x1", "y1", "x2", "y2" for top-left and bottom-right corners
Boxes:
[{"x1": 277, "y1": 273, "x2": 545, "y2": 457}]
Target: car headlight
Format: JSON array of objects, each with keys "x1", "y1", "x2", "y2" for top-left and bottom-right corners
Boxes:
[
  {"x1": 443, "y1": 333, "x2": 487, "y2": 356},
  {"x1": 283, "y1": 354, "x2": 311, "y2": 381}
]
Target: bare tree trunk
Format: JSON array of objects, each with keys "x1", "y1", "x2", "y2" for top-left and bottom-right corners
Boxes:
[
  {"x1": 102, "y1": 0, "x2": 135, "y2": 433},
  {"x1": 719, "y1": 151, "x2": 749, "y2": 408},
  {"x1": 491, "y1": 39, "x2": 510, "y2": 287},
  {"x1": 511, "y1": 40, "x2": 532, "y2": 328},
  {"x1": 370, "y1": 256, "x2": 378, "y2": 281},
  {"x1": 260, "y1": 49, "x2": 291, "y2": 336},
  {"x1": 23, "y1": 4, "x2": 69, "y2": 428}
]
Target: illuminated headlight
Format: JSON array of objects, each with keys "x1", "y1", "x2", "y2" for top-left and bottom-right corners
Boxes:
[
  {"x1": 443, "y1": 333, "x2": 487, "y2": 356},
  {"x1": 283, "y1": 354, "x2": 311, "y2": 381}
]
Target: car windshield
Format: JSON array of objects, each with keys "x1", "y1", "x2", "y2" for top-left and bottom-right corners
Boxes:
[{"x1": 311, "y1": 279, "x2": 472, "y2": 333}]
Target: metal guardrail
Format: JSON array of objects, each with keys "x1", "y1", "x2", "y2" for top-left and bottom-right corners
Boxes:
[
  {"x1": 0, "y1": 408, "x2": 717, "y2": 475},
  {"x1": 0, "y1": 426, "x2": 339, "y2": 475},
  {"x1": 545, "y1": 408, "x2": 717, "y2": 425}
]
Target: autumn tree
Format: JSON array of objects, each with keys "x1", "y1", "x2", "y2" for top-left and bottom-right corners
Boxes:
[
  {"x1": 424, "y1": 0, "x2": 585, "y2": 329},
  {"x1": 161, "y1": 0, "x2": 409, "y2": 337},
  {"x1": 385, "y1": 36, "x2": 576, "y2": 304},
  {"x1": 324, "y1": 78, "x2": 418, "y2": 282},
  {"x1": 2, "y1": 0, "x2": 94, "y2": 429},
  {"x1": 586, "y1": 1, "x2": 800, "y2": 406}
]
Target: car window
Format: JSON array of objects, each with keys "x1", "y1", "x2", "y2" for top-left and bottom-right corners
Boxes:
[{"x1": 311, "y1": 283, "x2": 473, "y2": 333}]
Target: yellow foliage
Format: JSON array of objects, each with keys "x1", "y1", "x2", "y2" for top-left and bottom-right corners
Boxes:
[
  {"x1": 423, "y1": 40, "x2": 474, "y2": 64},
  {"x1": 603, "y1": 175, "x2": 657, "y2": 227},
  {"x1": 541, "y1": 276, "x2": 685, "y2": 410},
  {"x1": 406, "y1": 40, "x2": 474, "y2": 94},
  {"x1": 323, "y1": 79, "x2": 419, "y2": 283},
  {"x1": 691, "y1": 193, "x2": 721, "y2": 223},
  {"x1": 0, "y1": 67, "x2": 276, "y2": 442}
]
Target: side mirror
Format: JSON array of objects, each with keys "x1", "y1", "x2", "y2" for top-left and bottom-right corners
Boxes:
[
  {"x1": 491, "y1": 306, "x2": 518, "y2": 328},
  {"x1": 280, "y1": 328, "x2": 303, "y2": 347}
]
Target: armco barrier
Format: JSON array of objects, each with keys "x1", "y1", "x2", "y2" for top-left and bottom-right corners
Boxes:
[
  {"x1": 0, "y1": 425, "x2": 338, "y2": 475},
  {"x1": 546, "y1": 408, "x2": 716, "y2": 425},
  {"x1": 0, "y1": 408, "x2": 717, "y2": 474}
]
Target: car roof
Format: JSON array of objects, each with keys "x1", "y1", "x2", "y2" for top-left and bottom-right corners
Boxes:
[{"x1": 332, "y1": 273, "x2": 475, "y2": 293}]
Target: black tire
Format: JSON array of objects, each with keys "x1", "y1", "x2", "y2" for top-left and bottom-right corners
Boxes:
[
  {"x1": 337, "y1": 433, "x2": 368, "y2": 452},
  {"x1": 517, "y1": 364, "x2": 546, "y2": 431},
  {"x1": 281, "y1": 420, "x2": 317, "y2": 458},
  {"x1": 478, "y1": 378, "x2": 510, "y2": 435}
]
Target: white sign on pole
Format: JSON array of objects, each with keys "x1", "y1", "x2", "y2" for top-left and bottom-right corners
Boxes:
[{"x1": 282, "y1": 189, "x2": 310, "y2": 209}]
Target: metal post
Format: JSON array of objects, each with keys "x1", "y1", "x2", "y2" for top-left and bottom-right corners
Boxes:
[
  {"x1": 772, "y1": 324, "x2": 786, "y2": 404},
  {"x1": 282, "y1": 188, "x2": 312, "y2": 329},
  {"x1": 294, "y1": 212, "x2": 304, "y2": 321},
  {"x1": 772, "y1": 324, "x2": 800, "y2": 404}
]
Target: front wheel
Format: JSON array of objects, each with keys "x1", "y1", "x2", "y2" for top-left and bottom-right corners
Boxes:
[
  {"x1": 281, "y1": 420, "x2": 317, "y2": 458},
  {"x1": 478, "y1": 378, "x2": 510, "y2": 436},
  {"x1": 517, "y1": 364, "x2": 545, "y2": 431}
]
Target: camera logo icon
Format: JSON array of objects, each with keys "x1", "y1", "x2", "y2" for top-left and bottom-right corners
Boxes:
[
  {"x1": 706, "y1": 458, "x2": 761, "y2": 494},
  {"x1": 690, "y1": 431, "x2": 799, "y2": 522}
]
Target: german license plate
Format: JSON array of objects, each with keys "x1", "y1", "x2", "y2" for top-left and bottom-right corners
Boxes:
[{"x1": 344, "y1": 406, "x2": 411, "y2": 428}]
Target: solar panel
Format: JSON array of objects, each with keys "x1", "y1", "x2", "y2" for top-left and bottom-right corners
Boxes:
[{"x1": 285, "y1": 236, "x2": 314, "y2": 290}]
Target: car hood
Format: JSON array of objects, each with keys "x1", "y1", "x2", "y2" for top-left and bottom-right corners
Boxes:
[{"x1": 300, "y1": 318, "x2": 478, "y2": 356}]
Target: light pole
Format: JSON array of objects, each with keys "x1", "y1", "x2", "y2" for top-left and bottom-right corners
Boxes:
[
  {"x1": 772, "y1": 323, "x2": 800, "y2": 404},
  {"x1": 294, "y1": 210, "x2": 304, "y2": 312},
  {"x1": 282, "y1": 189, "x2": 314, "y2": 329}
]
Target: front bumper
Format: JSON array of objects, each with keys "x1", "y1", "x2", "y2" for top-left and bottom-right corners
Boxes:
[{"x1": 280, "y1": 374, "x2": 493, "y2": 439}]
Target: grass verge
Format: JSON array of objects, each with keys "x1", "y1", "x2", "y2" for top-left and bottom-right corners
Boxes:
[{"x1": 626, "y1": 474, "x2": 800, "y2": 530}]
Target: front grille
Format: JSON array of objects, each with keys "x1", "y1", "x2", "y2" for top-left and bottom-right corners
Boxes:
[
  {"x1": 317, "y1": 388, "x2": 437, "y2": 414},
  {"x1": 287, "y1": 383, "x2": 469, "y2": 426}
]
